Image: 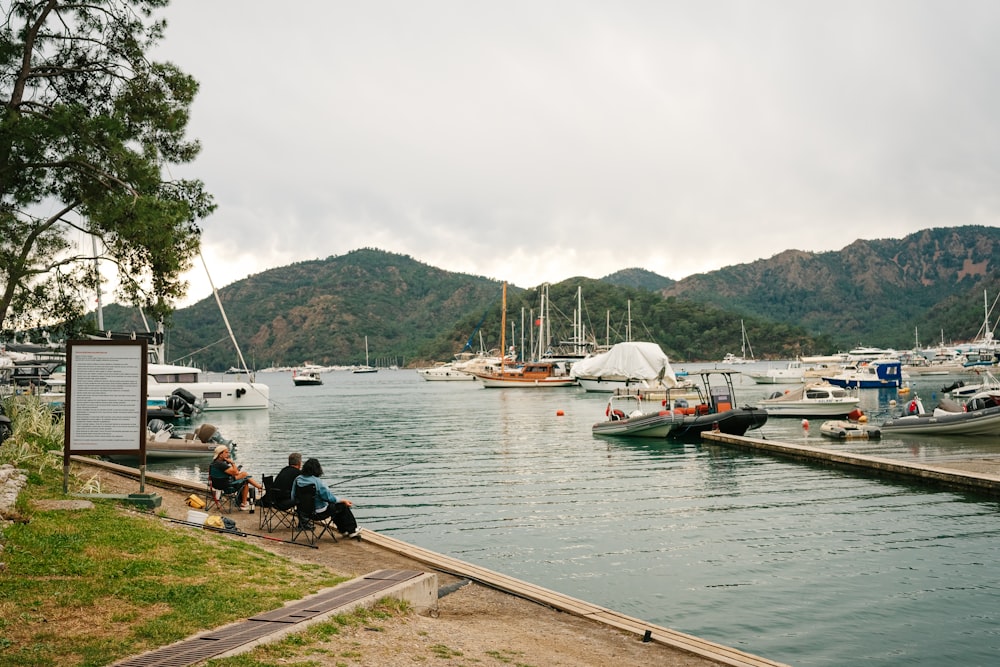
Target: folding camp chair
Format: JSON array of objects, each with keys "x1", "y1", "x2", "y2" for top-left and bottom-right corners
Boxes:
[
  {"x1": 258, "y1": 474, "x2": 296, "y2": 532},
  {"x1": 290, "y1": 484, "x2": 337, "y2": 545},
  {"x1": 205, "y1": 473, "x2": 248, "y2": 514}
]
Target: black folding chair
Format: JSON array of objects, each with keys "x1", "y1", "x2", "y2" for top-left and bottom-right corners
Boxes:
[
  {"x1": 205, "y1": 474, "x2": 243, "y2": 514},
  {"x1": 258, "y1": 474, "x2": 296, "y2": 532},
  {"x1": 290, "y1": 484, "x2": 337, "y2": 545}
]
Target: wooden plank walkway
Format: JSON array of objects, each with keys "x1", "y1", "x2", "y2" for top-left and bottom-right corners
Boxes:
[
  {"x1": 702, "y1": 431, "x2": 1000, "y2": 497},
  {"x1": 362, "y1": 531, "x2": 789, "y2": 667}
]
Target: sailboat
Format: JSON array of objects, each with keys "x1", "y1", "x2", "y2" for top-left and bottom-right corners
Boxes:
[
  {"x1": 721, "y1": 320, "x2": 754, "y2": 365},
  {"x1": 353, "y1": 336, "x2": 378, "y2": 373},
  {"x1": 473, "y1": 282, "x2": 578, "y2": 388}
]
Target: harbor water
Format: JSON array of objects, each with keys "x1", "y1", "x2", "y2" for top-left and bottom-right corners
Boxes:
[{"x1": 146, "y1": 365, "x2": 1000, "y2": 666}]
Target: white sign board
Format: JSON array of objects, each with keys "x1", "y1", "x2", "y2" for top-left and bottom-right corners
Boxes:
[{"x1": 64, "y1": 340, "x2": 147, "y2": 457}]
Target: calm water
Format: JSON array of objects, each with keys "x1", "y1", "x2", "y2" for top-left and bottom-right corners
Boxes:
[{"x1": 146, "y1": 365, "x2": 1000, "y2": 666}]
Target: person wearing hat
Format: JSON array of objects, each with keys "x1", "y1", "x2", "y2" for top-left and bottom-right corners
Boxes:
[{"x1": 210, "y1": 445, "x2": 263, "y2": 511}]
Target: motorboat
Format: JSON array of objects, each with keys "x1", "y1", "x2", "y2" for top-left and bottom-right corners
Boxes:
[
  {"x1": 109, "y1": 422, "x2": 233, "y2": 461},
  {"x1": 756, "y1": 382, "x2": 861, "y2": 417},
  {"x1": 881, "y1": 394, "x2": 1000, "y2": 436},
  {"x1": 147, "y1": 362, "x2": 270, "y2": 410},
  {"x1": 663, "y1": 370, "x2": 768, "y2": 441},
  {"x1": 591, "y1": 392, "x2": 678, "y2": 438},
  {"x1": 416, "y1": 363, "x2": 475, "y2": 381},
  {"x1": 570, "y1": 341, "x2": 683, "y2": 393},
  {"x1": 819, "y1": 419, "x2": 882, "y2": 440},
  {"x1": 476, "y1": 361, "x2": 578, "y2": 388},
  {"x1": 944, "y1": 371, "x2": 1000, "y2": 400},
  {"x1": 746, "y1": 360, "x2": 806, "y2": 385},
  {"x1": 292, "y1": 369, "x2": 323, "y2": 386},
  {"x1": 822, "y1": 360, "x2": 904, "y2": 389}
]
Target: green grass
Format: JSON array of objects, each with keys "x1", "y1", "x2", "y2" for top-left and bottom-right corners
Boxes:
[{"x1": 0, "y1": 451, "x2": 348, "y2": 667}]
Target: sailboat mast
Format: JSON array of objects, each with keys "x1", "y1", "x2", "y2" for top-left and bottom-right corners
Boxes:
[
  {"x1": 500, "y1": 282, "x2": 507, "y2": 371},
  {"x1": 202, "y1": 253, "x2": 253, "y2": 379}
]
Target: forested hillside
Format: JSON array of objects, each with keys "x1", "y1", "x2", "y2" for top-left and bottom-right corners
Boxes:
[
  {"x1": 659, "y1": 226, "x2": 1000, "y2": 348},
  {"x1": 97, "y1": 227, "x2": 1000, "y2": 369}
]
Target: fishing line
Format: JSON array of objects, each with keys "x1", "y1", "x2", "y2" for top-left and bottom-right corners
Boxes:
[
  {"x1": 332, "y1": 460, "x2": 427, "y2": 486},
  {"x1": 149, "y1": 513, "x2": 319, "y2": 549}
]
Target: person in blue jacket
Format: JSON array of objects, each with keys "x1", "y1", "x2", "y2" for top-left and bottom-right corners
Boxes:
[{"x1": 292, "y1": 457, "x2": 361, "y2": 538}]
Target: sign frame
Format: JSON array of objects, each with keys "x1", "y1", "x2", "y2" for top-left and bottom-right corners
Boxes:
[{"x1": 63, "y1": 339, "x2": 148, "y2": 473}]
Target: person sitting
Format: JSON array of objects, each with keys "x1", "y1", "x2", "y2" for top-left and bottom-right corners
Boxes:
[
  {"x1": 210, "y1": 445, "x2": 264, "y2": 511},
  {"x1": 270, "y1": 452, "x2": 303, "y2": 506},
  {"x1": 292, "y1": 457, "x2": 361, "y2": 538}
]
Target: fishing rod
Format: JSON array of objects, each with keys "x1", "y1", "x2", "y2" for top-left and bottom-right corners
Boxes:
[
  {"x1": 333, "y1": 460, "x2": 427, "y2": 486},
  {"x1": 152, "y1": 513, "x2": 319, "y2": 549}
]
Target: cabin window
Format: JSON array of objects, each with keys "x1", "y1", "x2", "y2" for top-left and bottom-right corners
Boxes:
[
  {"x1": 150, "y1": 372, "x2": 198, "y2": 383},
  {"x1": 202, "y1": 392, "x2": 222, "y2": 399}
]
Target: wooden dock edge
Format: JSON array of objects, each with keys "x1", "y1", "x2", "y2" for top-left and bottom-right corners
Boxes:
[
  {"x1": 74, "y1": 455, "x2": 788, "y2": 666},
  {"x1": 362, "y1": 530, "x2": 789, "y2": 667},
  {"x1": 702, "y1": 431, "x2": 1000, "y2": 497}
]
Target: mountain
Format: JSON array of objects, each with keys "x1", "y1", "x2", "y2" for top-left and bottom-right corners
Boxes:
[
  {"x1": 97, "y1": 226, "x2": 1000, "y2": 369},
  {"x1": 601, "y1": 268, "x2": 675, "y2": 291},
  {"x1": 657, "y1": 225, "x2": 1000, "y2": 349},
  {"x1": 102, "y1": 249, "x2": 505, "y2": 370}
]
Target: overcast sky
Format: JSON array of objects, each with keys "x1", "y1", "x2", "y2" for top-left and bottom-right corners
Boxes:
[{"x1": 149, "y1": 1, "x2": 1000, "y2": 307}]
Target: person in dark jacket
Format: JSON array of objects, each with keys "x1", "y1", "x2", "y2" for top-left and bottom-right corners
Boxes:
[{"x1": 291, "y1": 457, "x2": 361, "y2": 538}]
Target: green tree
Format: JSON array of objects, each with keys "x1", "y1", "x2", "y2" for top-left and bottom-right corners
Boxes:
[{"x1": 0, "y1": 0, "x2": 213, "y2": 335}]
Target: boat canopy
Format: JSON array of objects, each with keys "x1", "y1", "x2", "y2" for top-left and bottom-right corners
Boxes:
[{"x1": 570, "y1": 341, "x2": 678, "y2": 386}]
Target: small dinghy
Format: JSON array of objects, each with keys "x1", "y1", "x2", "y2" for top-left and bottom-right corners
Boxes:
[{"x1": 820, "y1": 418, "x2": 882, "y2": 440}]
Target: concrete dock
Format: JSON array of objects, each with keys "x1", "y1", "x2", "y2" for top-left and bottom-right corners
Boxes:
[{"x1": 702, "y1": 431, "x2": 1000, "y2": 497}]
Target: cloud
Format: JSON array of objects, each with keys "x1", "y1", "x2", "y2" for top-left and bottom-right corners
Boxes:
[{"x1": 149, "y1": 1, "x2": 1000, "y2": 306}]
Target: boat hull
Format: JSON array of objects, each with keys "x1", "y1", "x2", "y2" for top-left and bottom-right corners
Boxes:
[
  {"x1": 576, "y1": 377, "x2": 662, "y2": 393},
  {"x1": 478, "y1": 376, "x2": 578, "y2": 388},
  {"x1": 668, "y1": 408, "x2": 768, "y2": 441},
  {"x1": 417, "y1": 367, "x2": 475, "y2": 381},
  {"x1": 759, "y1": 404, "x2": 860, "y2": 417},
  {"x1": 881, "y1": 406, "x2": 1000, "y2": 436},
  {"x1": 108, "y1": 439, "x2": 219, "y2": 461},
  {"x1": 747, "y1": 375, "x2": 806, "y2": 385},
  {"x1": 819, "y1": 420, "x2": 882, "y2": 439},
  {"x1": 758, "y1": 399, "x2": 861, "y2": 418},
  {"x1": 592, "y1": 411, "x2": 677, "y2": 438}
]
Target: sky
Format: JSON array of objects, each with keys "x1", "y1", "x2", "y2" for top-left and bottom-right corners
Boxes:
[{"x1": 146, "y1": 1, "x2": 1000, "y2": 307}]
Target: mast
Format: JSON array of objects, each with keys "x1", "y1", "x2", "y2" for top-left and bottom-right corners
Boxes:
[
  {"x1": 202, "y1": 253, "x2": 253, "y2": 380},
  {"x1": 500, "y1": 282, "x2": 507, "y2": 371}
]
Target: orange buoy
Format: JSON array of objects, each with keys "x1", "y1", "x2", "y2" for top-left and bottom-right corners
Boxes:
[
  {"x1": 802, "y1": 419, "x2": 810, "y2": 430},
  {"x1": 556, "y1": 410, "x2": 564, "y2": 416}
]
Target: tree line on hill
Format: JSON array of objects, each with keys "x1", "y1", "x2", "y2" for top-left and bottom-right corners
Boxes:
[{"x1": 89, "y1": 226, "x2": 1000, "y2": 371}]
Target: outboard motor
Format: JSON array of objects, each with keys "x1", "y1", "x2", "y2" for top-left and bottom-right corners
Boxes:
[
  {"x1": 194, "y1": 423, "x2": 232, "y2": 446},
  {"x1": 147, "y1": 418, "x2": 173, "y2": 435},
  {"x1": 168, "y1": 388, "x2": 202, "y2": 416},
  {"x1": 165, "y1": 393, "x2": 195, "y2": 417}
]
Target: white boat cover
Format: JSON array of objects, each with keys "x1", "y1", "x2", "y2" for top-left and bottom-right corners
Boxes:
[{"x1": 570, "y1": 341, "x2": 679, "y2": 386}]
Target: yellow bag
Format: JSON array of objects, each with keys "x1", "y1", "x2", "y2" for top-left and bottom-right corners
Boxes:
[
  {"x1": 185, "y1": 494, "x2": 206, "y2": 509},
  {"x1": 204, "y1": 515, "x2": 224, "y2": 528}
]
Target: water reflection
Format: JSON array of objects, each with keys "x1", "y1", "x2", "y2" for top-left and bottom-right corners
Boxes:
[{"x1": 112, "y1": 366, "x2": 1000, "y2": 666}]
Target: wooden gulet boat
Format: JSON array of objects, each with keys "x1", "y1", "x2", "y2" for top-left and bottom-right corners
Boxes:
[{"x1": 474, "y1": 282, "x2": 579, "y2": 388}]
